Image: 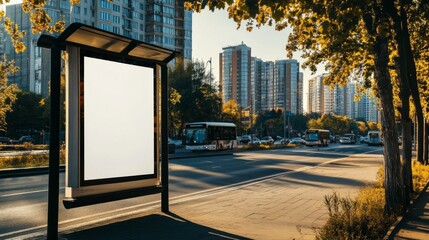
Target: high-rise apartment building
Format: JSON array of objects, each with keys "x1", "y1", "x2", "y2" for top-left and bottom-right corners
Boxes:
[
  {"x1": 273, "y1": 60, "x2": 301, "y2": 114},
  {"x1": 260, "y1": 61, "x2": 275, "y2": 112},
  {"x1": 219, "y1": 43, "x2": 252, "y2": 108},
  {"x1": 308, "y1": 74, "x2": 379, "y2": 123},
  {"x1": 251, "y1": 57, "x2": 262, "y2": 114},
  {"x1": 307, "y1": 74, "x2": 327, "y2": 114},
  {"x1": 2, "y1": 2, "x2": 69, "y2": 94},
  {"x1": 220, "y1": 43, "x2": 303, "y2": 115},
  {"x1": 2, "y1": 0, "x2": 192, "y2": 95}
]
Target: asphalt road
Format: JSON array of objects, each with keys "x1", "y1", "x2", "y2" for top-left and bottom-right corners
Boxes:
[{"x1": 0, "y1": 143, "x2": 383, "y2": 238}]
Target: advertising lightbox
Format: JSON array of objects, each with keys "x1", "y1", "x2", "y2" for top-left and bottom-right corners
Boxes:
[{"x1": 65, "y1": 47, "x2": 161, "y2": 200}]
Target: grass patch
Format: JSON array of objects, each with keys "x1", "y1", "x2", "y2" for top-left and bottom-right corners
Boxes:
[
  {"x1": 316, "y1": 160, "x2": 429, "y2": 239},
  {"x1": 0, "y1": 143, "x2": 49, "y2": 151},
  {"x1": 0, "y1": 145, "x2": 66, "y2": 169}
]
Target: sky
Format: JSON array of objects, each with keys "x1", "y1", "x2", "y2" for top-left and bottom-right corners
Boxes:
[{"x1": 192, "y1": 9, "x2": 327, "y2": 112}]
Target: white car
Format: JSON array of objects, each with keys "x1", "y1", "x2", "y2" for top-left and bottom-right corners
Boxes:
[
  {"x1": 339, "y1": 137, "x2": 351, "y2": 144},
  {"x1": 260, "y1": 136, "x2": 274, "y2": 145},
  {"x1": 274, "y1": 138, "x2": 290, "y2": 145},
  {"x1": 250, "y1": 137, "x2": 261, "y2": 145}
]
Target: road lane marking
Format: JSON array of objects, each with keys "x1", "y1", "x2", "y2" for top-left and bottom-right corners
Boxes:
[
  {"x1": 0, "y1": 149, "x2": 382, "y2": 239},
  {"x1": 0, "y1": 187, "x2": 65, "y2": 198}
]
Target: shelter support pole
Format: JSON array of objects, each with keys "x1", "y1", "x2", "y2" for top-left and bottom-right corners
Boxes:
[
  {"x1": 161, "y1": 65, "x2": 169, "y2": 212},
  {"x1": 47, "y1": 44, "x2": 61, "y2": 239}
]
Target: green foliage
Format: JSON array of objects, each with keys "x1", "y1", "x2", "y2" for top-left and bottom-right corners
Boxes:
[
  {"x1": 6, "y1": 90, "x2": 47, "y2": 138},
  {"x1": 317, "y1": 190, "x2": 396, "y2": 240},
  {"x1": 0, "y1": 55, "x2": 19, "y2": 134},
  {"x1": 168, "y1": 60, "x2": 222, "y2": 137},
  {"x1": 307, "y1": 114, "x2": 351, "y2": 135}
]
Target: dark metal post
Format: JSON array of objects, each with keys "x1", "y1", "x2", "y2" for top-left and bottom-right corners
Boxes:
[
  {"x1": 47, "y1": 44, "x2": 61, "y2": 239},
  {"x1": 161, "y1": 65, "x2": 169, "y2": 212}
]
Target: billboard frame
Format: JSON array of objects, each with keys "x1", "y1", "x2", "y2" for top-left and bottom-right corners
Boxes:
[{"x1": 37, "y1": 23, "x2": 175, "y2": 239}]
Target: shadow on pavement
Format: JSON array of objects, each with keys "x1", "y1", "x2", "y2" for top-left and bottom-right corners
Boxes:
[{"x1": 61, "y1": 211, "x2": 250, "y2": 240}]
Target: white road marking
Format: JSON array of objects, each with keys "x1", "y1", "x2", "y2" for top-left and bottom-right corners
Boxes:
[
  {"x1": 0, "y1": 187, "x2": 65, "y2": 198},
  {"x1": 0, "y1": 149, "x2": 382, "y2": 239}
]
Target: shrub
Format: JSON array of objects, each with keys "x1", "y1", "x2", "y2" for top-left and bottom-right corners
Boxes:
[
  {"x1": 317, "y1": 160, "x2": 429, "y2": 239},
  {"x1": 316, "y1": 190, "x2": 396, "y2": 240},
  {"x1": 412, "y1": 160, "x2": 429, "y2": 192}
]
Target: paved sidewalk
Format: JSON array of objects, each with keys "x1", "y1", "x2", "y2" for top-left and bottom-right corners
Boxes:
[
  {"x1": 45, "y1": 151, "x2": 384, "y2": 240},
  {"x1": 388, "y1": 183, "x2": 429, "y2": 240}
]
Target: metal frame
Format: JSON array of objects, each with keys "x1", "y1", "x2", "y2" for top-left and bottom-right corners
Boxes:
[{"x1": 37, "y1": 23, "x2": 175, "y2": 239}]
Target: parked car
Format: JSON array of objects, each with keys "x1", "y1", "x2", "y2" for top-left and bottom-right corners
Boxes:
[
  {"x1": 339, "y1": 137, "x2": 351, "y2": 144},
  {"x1": 290, "y1": 138, "x2": 305, "y2": 145},
  {"x1": 170, "y1": 139, "x2": 183, "y2": 148},
  {"x1": 273, "y1": 138, "x2": 290, "y2": 145},
  {"x1": 10, "y1": 136, "x2": 35, "y2": 144},
  {"x1": 0, "y1": 136, "x2": 10, "y2": 144},
  {"x1": 250, "y1": 137, "x2": 261, "y2": 145},
  {"x1": 260, "y1": 136, "x2": 274, "y2": 145},
  {"x1": 240, "y1": 135, "x2": 251, "y2": 144}
]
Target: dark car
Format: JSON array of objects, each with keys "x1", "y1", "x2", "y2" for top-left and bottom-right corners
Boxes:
[
  {"x1": 0, "y1": 136, "x2": 10, "y2": 144},
  {"x1": 240, "y1": 135, "x2": 251, "y2": 144},
  {"x1": 11, "y1": 136, "x2": 35, "y2": 144}
]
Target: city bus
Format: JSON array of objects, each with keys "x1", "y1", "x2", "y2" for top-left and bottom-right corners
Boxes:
[
  {"x1": 344, "y1": 133, "x2": 357, "y2": 144},
  {"x1": 305, "y1": 129, "x2": 330, "y2": 147},
  {"x1": 185, "y1": 122, "x2": 237, "y2": 151},
  {"x1": 367, "y1": 130, "x2": 382, "y2": 146}
]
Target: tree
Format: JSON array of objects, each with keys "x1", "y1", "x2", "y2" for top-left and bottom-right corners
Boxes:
[
  {"x1": 168, "y1": 60, "x2": 222, "y2": 135},
  {"x1": 222, "y1": 100, "x2": 242, "y2": 131},
  {"x1": 185, "y1": 0, "x2": 404, "y2": 214},
  {"x1": 6, "y1": 90, "x2": 46, "y2": 139},
  {"x1": 356, "y1": 121, "x2": 368, "y2": 135},
  {"x1": 0, "y1": 55, "x2": 19, "y2": 134},
  {"x1": 307, "y1": 114, "x2": 351, "y2": 135}
]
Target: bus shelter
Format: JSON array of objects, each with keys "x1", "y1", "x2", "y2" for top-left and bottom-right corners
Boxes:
[{"x1": 38, "y1": 23, "x2": 175, "y2": 239}]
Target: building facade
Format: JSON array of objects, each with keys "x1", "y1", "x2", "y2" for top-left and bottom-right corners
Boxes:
[
  {"x1": 273, "y1": 59, "x2": 301, "y2": 114},
  {"x1": 219, "y1": 43, "x2": 252, "y2": 108},
  {"x1": 2, "y1": 0, "x2": 192, "y2": 95},
  {"x1": 307, "y1": 74, "x2": 379, "y2": 123}
]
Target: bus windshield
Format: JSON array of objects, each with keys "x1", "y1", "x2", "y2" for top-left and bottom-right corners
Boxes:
[
  {"x1": 185, "y1": 128, "x2": 207, "y2": 145},
  {"x1": 306, "y1": 132, "x2": 319, "y2": 141},
  {"x1": 369, "y1": 133, "x2": 379, "y2": 138}
]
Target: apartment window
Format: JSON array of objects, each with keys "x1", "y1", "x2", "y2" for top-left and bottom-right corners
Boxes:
[
  {"x1": 113, "y1": 26, "x2": 120, "y2": 34},
  {"x1": 84, "y1": 8, "x2": 87, "y2": 15},
  {"x1": 99, "y1": 23, "x2": 110, "y2": 31},
  {"x1": 113, "y1": 4, "x2": 120, "y2": 12},
  {"x1": 100, "y1": 0, "x2": 111, "y2": 9},
  {"x1": 99, "y1": 12, "x2": 110, "y2": 21},
  {"x1": 60, "y1": 0, "x2": 70, "y2": 9},
  {"x1": 73, "y1": 6, "x2": 81, "y2": 14},
  {"x1": 113, "y1": 15, "x2": 120, "y2": 24}
]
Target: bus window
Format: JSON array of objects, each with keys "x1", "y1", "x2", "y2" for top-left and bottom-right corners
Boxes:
[{"x1": 186, "y1": 129, "x2": 207, "y2": 144}]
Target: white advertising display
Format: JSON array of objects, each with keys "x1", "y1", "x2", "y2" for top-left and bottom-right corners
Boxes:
[{"x1": 83, "y1": 56, "x2": 154, "y2": 181}]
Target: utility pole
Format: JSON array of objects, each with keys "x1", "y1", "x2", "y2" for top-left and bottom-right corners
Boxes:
[{"x1": 207, "y1": 57, "x2": 212, "y2": 88}]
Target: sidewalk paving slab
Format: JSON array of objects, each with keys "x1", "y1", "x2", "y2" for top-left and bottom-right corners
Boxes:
[
  {"x1": 387, "y1": 182, "x2": 429, "y2": 240},
  {"x1": 41, "y1": 152, "x2": 385, "y2": 240}
]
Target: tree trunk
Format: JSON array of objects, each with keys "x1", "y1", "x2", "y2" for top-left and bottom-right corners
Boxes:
[
  {"x1": 373, "y1": 34, "x2": 404, "y2": 215},
  {"x1": 391, "y1": 15, "x2": 412, "y2": 209},
  {"x1": 398, "y1": 7, "x2": 425, "y2": 164},
  {"x1": 423, "y1": 121, "x2": 429, "y2": 165}
]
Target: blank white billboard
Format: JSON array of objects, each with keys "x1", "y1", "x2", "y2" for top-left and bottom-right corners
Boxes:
[{"x1": 83, "y1": 56, "x2": 154, "y2": 181}]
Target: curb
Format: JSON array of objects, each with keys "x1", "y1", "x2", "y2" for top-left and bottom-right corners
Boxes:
[
  {"x1": 383, "y1": 181, "x2": 429, "y2": 240},
  {"x1": 0, "y1": 152, "x2": 233, "y2": 178},
  {"x1": 0, "y1": 165, "x2": 66, "y2": 178}
]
